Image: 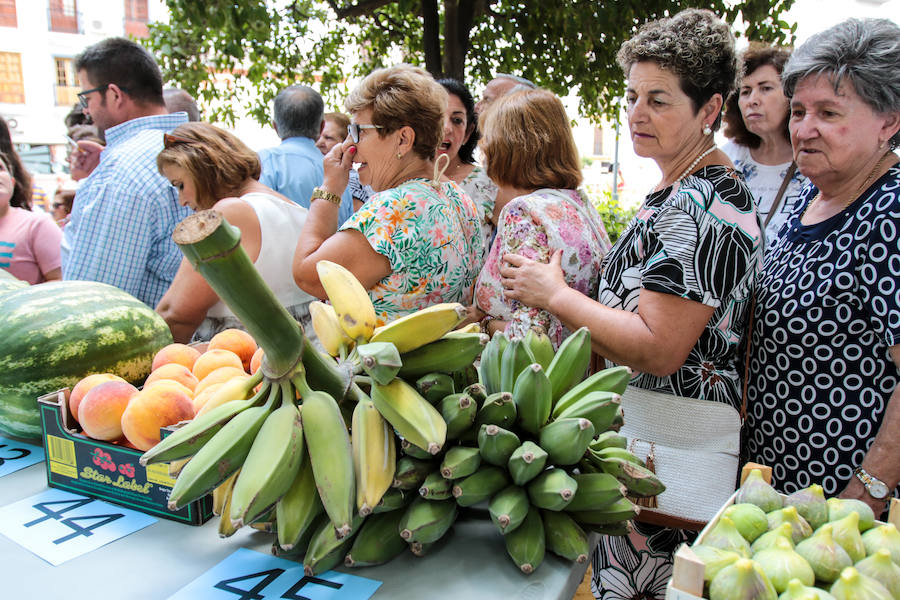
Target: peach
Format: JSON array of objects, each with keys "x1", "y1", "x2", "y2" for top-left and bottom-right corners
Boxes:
[
  {"x1": 78, "y1": 380, "x2": 139, "y2": 441},
  {"x1": 142, "y1": 379, "x2": 195, "y2": 400},
  {"x1": 192, "y1": 348, "x2": 244, "y2": 380},
  {"x1": 191, "y1": 382, "x2": 223, "y2": 414},
  {"x1": 250, "y1": 347, "x2": 264, "y2": 375},
  {"x1": 144, "y1": 363, "x2": 199, "y2": 393},
  {"x1": 194, "y1": 366, "x2": 248, "y2": 396},
  {"x1": 121, "y1": 385, "x2": 195, "y2": 451},
  {"x1": 69, "y1": 373, "x2": 126, "y2": 424},
  {"x1": 151, "y1": 343, "x2": 202, "y2": 372},
  {"x1": 208, "y1": 329, "x2": 258, "y2": 371}
]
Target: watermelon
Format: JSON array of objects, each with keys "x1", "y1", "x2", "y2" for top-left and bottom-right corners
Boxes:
[
  {"x1": 0, "y1": 281, "x2": 173, "y2": 440},
  {"x1": 0, "y1": 269, "x2": 28, "y2": 296}
]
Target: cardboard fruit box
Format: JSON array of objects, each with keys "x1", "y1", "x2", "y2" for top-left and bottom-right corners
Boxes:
[
  {"x1": 37, "y1": 389, "x2": 213, "y2": 525},
  {"x1": 665, "y1": 464, "x2": 900, "y2": 600}
]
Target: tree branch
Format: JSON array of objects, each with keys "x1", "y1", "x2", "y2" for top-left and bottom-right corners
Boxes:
[
  {"x1": 328, "y1": 0, "x2": 397, "y2": 19},
  {"x1": 422, "y1": 0, "x2": 442, "y2": 77}
]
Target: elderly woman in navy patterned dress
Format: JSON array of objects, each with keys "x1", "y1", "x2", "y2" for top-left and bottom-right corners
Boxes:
[
  {"x1": 500, "y1": 9, "x2": 762, "y2": 599},
  {"x1": 745, "y1": 18, "x2": 900, "y2": 516}
]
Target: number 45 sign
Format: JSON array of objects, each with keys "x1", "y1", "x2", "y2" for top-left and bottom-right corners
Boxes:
[{"x1": 169, "y1": 548, "x2": 382, "y2": 600}]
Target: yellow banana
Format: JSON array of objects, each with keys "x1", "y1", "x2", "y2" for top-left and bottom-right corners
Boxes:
[
  {"x1": 316, "y1": 260, "x2": 376, "y2": 343},
  {"x1": 369, "y1": 303, "x2": 467, "y2": 353},
  {"x1": 309, "y1": 300, "x2": 353, "y2": 357},
  {"x1": 195, "y1": 370, "x2": 262, "y2": 417},
  {"x1": 352, "y1": 396, "x2": 397, "y2": 517},
  {"x1": 371, "y1": 378, "x2": 447, "y2": 455},
  {"x1": 212, "y1": 469, "x2": 240, "y2": 516},
  {"x1": 217, "y1": 468, "x2": 240, "y2": 538}
]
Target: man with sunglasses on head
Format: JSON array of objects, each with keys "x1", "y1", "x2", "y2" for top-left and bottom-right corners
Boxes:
[
  {"x1": 258, "y1": 86, "x2": 355, "y2": 224},
  {"x1": 63, "y1": 37, "x2": 190, "y2": 308}
]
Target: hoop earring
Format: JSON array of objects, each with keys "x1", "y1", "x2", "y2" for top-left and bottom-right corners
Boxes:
[{"x1": 702, "y1": 123, "x2": 712, "y2": 136}]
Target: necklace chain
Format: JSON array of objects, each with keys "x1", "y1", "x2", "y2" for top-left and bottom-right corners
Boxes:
[
  {"x1": 674, "y1": 145, "x2": 716, "y2": 185},
  {"x1": 801, "y1": 151, "x2": 896, "y2": 220}
]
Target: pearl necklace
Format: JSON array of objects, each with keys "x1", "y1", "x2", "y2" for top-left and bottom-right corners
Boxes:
[
  {"x1": 801, "y1": 151, "x2": 896, "y2": 221},
  {"x1": 657, "y1": 145, "x2": 717, "y2": 191}
]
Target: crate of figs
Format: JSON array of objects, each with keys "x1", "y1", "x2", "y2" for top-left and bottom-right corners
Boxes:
[{"x1": 666, "y1": 464, "x2": 899, "y2": 600}]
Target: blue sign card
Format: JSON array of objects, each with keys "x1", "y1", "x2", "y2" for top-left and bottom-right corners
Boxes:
[
  {"x1": 0, "y1": 436, "x2": 45, "y2": 477},
  {"x1": 168, "y1": 548, "x2": 382, "y2": 600},
  {"x1": 0, "y1": 488, "x2": 157, "y2": 565}
]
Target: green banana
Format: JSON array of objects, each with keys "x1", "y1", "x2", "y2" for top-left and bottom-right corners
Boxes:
[
  {"x1": 489, "y1": 485, "x2": 530, "y2": 534},
  {"x1": 392, "y1": 456, "x2": 434, "y2": 490},
  {"x1": 499, "y1": 339, "x2": 534, "y2": 393},
  {"x1": 371, "y1": 378, "x2": 447, "y2": 455},
  {"x1": 591, "y1": 431, "x2": 628, "y2": 450},
  {"x1": 344, "y1": 509, "x2": 408, "y2": 567},
  {"x1": 276, "y1": 454, "x2": 324, "y2": 551},
  {"x1": 579, "y1": 520, "x2": 634, "y2": 536},
  {"x1": 552, "y1": 365, "x2": 632, "y2": 415},
  {"x1": 596, "y1": 457, "x2": 666, "y2": 497},
  {"x1": 565, "y1": 472, "x2": 628, "y2": 512},
  {"x1": 418, "y1": 470, "x2": 453, "y2": 500},
  {"x1": 553, "y1": 391, "x2": 621, "y2": 433},
  {"x1": 372, "y1": 488, "x2": 413, "y2": 514},
  {"x1": 475, "y1": 391, "x2": 517, "y2": 430},
  {"x1": 352, "y1": 396, "x2": 396, "y2": 517},
  {"x1": 542, "y1": 510, "x2": 590, "y2": 564},
  {"x1": 504, "y1": 506, "x2": 545, "y2": 574},
  {"x1": 452, "y1": 465, "x2": 509, "y2": 506},
  {"x1": 440, "y1": 446, "x2": 482, "y2": 479},
  {"x1": 512, "y1": 363, "x2": 552, "y2": 435},
  {"x1": 439, "y1": 392, "x2": 477, "y2": 440},
  {"x1": 399, "y1": 438, "x2": 433, "y2": 460},
  {"x1": 538, "y1": 417, "x2": 595, "y2": 465},
  {"x1": 273, "y1": 513, "x2": 327, "y2": 558},
  {"x1": 356, "y1": 341, "x2": 403, "y2": 385},
  {"x1": 527, "y1": 468, "x2": 578, "y2": 511},
  {"x1": 545, "y1": 326, "x2": 592, "y2": 403},
  {"x1": 477, "y1": 424, "x2": 521, "y2": 466},
  {"x1": 229, "y1": 389, "x2": 305, "y2": 528},
  {"x1": 398, "y1": 497, "x2": 458, "y2": 544},
  {"x1": 139, "y1": 376, "x2": 267, "y2": 466},
  {"x1": 569, "y1": 497, "x2": 640, "y2": 525},
  {"x1": 300, "y1": 387, "x2": 356, "y2": 538},
  {"x1": 462, "y1": 382, "x2": 487, "y2": 407},
  {"x1": 415, "y1": 372, "x2": 455, "y2": 405},
  {"x1": 477, "y1": 331, "x2": 505, "y2": 395},
  {"x1": 397, "y1": 332, "x2": 488, "y2": 378},
  {"x1": 524, "y1": 327, "x2": 555, "y2": 371},
  {"x1": 303, "y1": 514, "x2": 361, "y2": 576},
  {"x1": 507, "y1": 441, "x2": 549, "y2": 486},
  {"x1": 167, "y1": 385, "x2": 278, "y2": 510},
  {"x1": 611, "y1": 406, "x2": 624, "y2": 429},
  {"x1": 452, "y1": 364, "x2": 479, "y2": 390},
  {"x1": 591, "y1": 446, "x2": 643, "y2": 465},
  {"x1": 409, "y1": 540, "x2": 440, "y2": 557}
]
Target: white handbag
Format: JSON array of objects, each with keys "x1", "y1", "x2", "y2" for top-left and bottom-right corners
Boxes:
[{"x1": 619, "y1": 385, "x2": 742, "y2": 530}]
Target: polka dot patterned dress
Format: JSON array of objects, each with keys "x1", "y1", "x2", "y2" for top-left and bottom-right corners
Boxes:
[{"x1": 746, "y1": 165, "x2": 900, "y2": 498}]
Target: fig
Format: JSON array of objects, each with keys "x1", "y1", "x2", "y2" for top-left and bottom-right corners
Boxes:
[
  {"x1": 752, "y1": 523, "x2": 796, "y2": 554},
  {"x1": 703, "y1": 515, "x2": 752, "y2": 557},
  {"x1": 794, "y1": 524, "x2": 852, "y2": 583},
  {"x1": 710, "y1": 557, "x2": 777, "y2": 600},
  {"x1": 826, "y1": 497, "x2": 875, "y2": 532},
  {"x1": 736, "y1": 469, "x2": 782, "y2": 513},
  {"x1": 855, "y1": 549, "x2": 900, "y2": 599},
  {"x1": 784, "y1": 484, "x2": 828, "y2": 531},
  {"x1": 753, "y1": 536, "x2": 815, "y2": 593},
  {"x1": 829, "y1": 567, "x2": 892, "y2": 600},
  {"x1": 862, "y1": 523, "x2": 900, "y2": 564},
  {"x1": 692, "y1": 544, "x2": 742, "y2": 583},
  {"x1": 777, "y1": 579, "x2": 836, "y2": 600},
  {"x1": 725, "y1": 503, "x2": 769, "y2": 543},
  {"x1": 827, "y1": 512, "x2": 866, "y2": 563},
  {"x1": 767, "y1": 505, "x2": 813, "y2": 544}
]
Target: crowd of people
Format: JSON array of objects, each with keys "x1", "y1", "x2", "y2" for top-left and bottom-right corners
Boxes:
[{"x1": 0, "y1": 10, "x2": 898, "y2": 600}]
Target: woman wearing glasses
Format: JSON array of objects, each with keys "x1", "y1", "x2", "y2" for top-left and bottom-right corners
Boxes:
[
  {"x1": 155, "y1": 123, "x2": 314, "y2": 343},
  {"x1": 293, "y1": 65, "x2": 483, "y2": 325}
]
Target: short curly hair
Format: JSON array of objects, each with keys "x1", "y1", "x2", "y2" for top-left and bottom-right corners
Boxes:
[
  {"x1": 723, "y1": 44, "x2": 793, "y2": 149},
  {"x1": 344, "y1": 64, "x2": 447, "y2": 160},
  {"x1": 617, "y1": 8, "x2": 738, "y2": 129},
  {"x1": 156, "y1": 122, "x2": 261, "y2": 209}
]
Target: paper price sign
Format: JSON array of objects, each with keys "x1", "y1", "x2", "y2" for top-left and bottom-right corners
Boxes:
[
  {"x1": 169, "y1": 548, "x2": 382, "y2": 600},
  {"x1": 0, "y1": 488, "x2": 156, "y2": 565},
  {"x1": 0, "y1": 436, "x2": 44, "y2": 477}
]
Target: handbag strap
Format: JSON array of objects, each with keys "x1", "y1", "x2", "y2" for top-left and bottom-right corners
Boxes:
[
  {"x1": 763, "y1": 162, "x2": 797, "y2": 228},
  {"x1": 741, "y1": 294, "x2": 755, "y2": 422}
]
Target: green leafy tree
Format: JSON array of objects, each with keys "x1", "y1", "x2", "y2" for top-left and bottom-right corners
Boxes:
[{"x1": 146, "y1": 0, "x2": 796, "y2": 126}]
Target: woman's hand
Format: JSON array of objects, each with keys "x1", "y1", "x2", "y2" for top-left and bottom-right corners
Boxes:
[
  {"x1": 321, "y1": 140, "x2": 355, "y2": 197},
  {"x1": 499, "y1": 249, "x2": 568, "y2": 310}
]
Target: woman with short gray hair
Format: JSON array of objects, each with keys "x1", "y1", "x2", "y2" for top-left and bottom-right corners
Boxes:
[{"x1": 746, "y1": 18, "x2": 900, "y2": 515}]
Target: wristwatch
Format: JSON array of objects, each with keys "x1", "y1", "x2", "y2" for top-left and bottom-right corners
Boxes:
[
  {"x1": 853, "y1": 466, "x2": 891, "y2": 500},
  {"x1": 311, "y1": 187, "x2": 342, "y2": 206}
]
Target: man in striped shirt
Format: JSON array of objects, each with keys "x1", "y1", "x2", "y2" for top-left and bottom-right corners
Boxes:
[{"x1": 63, "y1": 38, "x2": 190, "y2": 308}]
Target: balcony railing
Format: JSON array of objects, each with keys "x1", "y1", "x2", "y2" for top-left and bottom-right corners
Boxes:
[{"x1": 48, "y1": 8, "x2": 81, "y2": 34}]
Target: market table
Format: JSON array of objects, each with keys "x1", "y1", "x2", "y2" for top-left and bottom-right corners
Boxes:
[{"x1": 0, "y1": 462, "x2": 592, "y2": 599}]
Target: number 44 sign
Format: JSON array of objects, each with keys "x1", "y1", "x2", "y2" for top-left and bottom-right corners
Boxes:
[
  {"x1": 0, "y1": 488, "x2": 157, "y2": 565},
  {"x1": 169, "y1": 548, "x2": 382, "y2": 600}
]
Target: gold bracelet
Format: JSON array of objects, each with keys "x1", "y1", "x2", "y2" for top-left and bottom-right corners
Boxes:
[{"x1": 311, "y1": 187, "x2": 342, "y2": 206}]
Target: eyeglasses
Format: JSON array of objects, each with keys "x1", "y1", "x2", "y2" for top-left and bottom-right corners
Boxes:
[
  {"x1": 347, "y1": 123, "x2": 383, "y2": 143},
  {"x1": 77, "y1": 84, "x2": 110, "y2": 109},
  {"x1": 163, "y1": 133, "x2": 194, "y2": 148}
]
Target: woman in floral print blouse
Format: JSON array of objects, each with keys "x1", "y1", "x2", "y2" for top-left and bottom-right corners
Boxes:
[
  {"x1": 293, "y1": 65, "x2": 483, "y2": 325},
  {"x1": 473, "y1": 88, "x2": 611, "y2": 347}
]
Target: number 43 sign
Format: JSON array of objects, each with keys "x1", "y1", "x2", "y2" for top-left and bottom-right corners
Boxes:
[{"x1": 169, "y1": 548, "x2": 382, "y2": 600}]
